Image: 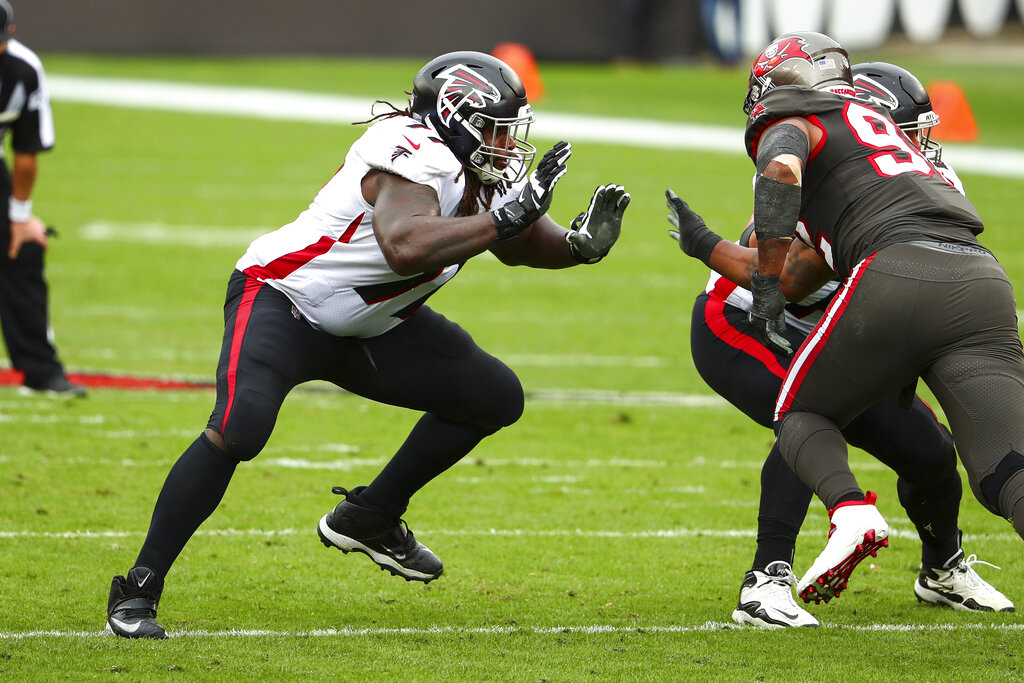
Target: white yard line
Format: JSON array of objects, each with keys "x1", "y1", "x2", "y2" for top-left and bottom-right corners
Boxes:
[
  {"x1": 1, "y1": 526, "x2": 1016, "y2": 541},
  {"x1": 1, "y1": 384, "x2": 729, "y2": 406},
  {"x1": 48, "y1": 75, "x2": 1024, "y2": 180},
  {"x1": 2, "y1": 621, "x2": 1021, "y2": 639}
]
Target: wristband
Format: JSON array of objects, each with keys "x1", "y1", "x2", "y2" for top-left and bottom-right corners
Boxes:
[
  {"x1": 490, "y1": 203, "x2": 530, "y2": 241},
  {"x1": 692, "y1": 230, "x2": 724, "y2": 268},
  {"x1": 9, "y1": 197, "x2": 32, "y2": 223}
]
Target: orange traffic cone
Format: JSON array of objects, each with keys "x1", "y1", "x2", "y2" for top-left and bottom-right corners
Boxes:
[
  {"x1": 927, "y1": 81, "x2": 978, "y2": 142},
  {"x1": 492, "y1": 42, "x2": 545, "y2": 103}
]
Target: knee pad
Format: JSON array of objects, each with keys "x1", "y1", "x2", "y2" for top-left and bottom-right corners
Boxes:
[
  {"x1": 467, "y1": 370, "x2": 524, "y2": 433},
  {"x1": 979, "y1": 450, "x2": 1024, "y2": 517},
  {"x1": 775, "y1": 412, "x2": 841, "y2": 470},
  {"x1": 218, "y1": 424, "x2": 272, "y2": 462}
]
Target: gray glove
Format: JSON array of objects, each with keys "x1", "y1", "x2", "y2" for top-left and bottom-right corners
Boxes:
[
  {"x1": 566, "y1": 184, "x2": 631, "y2": 264},
  {"x1": 665, "y1": 189, "x2": 724, "y2": 267},
  {"x1": 490, "y1": 141, "x2": 571, "y2": 241},
  {"x1": 749, "y1": 272, "x2": 793, "y2": 356}
]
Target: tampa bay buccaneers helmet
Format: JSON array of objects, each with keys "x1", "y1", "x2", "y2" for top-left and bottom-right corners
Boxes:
[
  {"x1": 743, "y1": 31, "x2": 853, "y2": 115},
  {"x1": 852, "y1": 61, "x2": 942, "y2": 161},
  {"x1": 410, "y1": 51, "x2": 537, "y2": 185}
]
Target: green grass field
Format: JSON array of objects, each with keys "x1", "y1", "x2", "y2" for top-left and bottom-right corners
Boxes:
[{"x1": 1, "y1": 51, "x2": 1023, "y2": 680}]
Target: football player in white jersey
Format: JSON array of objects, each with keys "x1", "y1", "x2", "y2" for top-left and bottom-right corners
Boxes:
[
  {"x1": 105, "y1": 51, "x2": 630, "y2": 639},
  {"x1": 670, "y1": 61, "x2": 1012, "y2": 628}
]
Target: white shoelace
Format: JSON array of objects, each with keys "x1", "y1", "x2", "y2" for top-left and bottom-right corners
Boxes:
[
  {"x1": 765, "y1": 565, "x2": 801, "y2": 606},
  {"x1": 951, "y1": 554, "x2": 1002, "y2": 593}
]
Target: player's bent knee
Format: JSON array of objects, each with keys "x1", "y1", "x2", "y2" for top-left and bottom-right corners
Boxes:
[
  {"x1": 477, "y1": 376, "x2": 525, "y2": 431},
  {"x1": 775, "y1": 412, "x2": 839, "y2": 465},
  {"x1": 978, "y1": 450, "x2": 1024, "y2": 517},
  {"x1": 218, "y1": 424, "x2": 273, "y2": 462},
  {"x1": 460, "y1": 366, "x2": 524, "y2": 433}
]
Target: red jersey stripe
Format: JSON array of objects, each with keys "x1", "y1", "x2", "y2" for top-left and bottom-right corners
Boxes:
[
  {"x1": 244, "y1": 213, "x2": 364, "y2": 282},
  {"x1": 337, "y1": 212, "x2": 363, "y2": 244},
  {"x1": 704, "y1": 289, "x2": 789, "y2": 380}
]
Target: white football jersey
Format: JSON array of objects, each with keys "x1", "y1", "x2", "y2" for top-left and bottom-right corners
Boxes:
[
  {"x1": 705, "y1": 267, "x2": 837, "y2": 337},
  {"x1": 236, "y1": 115, "x2": 516, "y2": 338},
  {"x1": 935, "y1": 160, "x2": 965, "y2": 196}
]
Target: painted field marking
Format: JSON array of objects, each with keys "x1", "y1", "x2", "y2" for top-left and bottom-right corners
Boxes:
[
  {"x1": 2, "y1": 621, "x2": 1022, "y2": 640},
  {"x1": 48, "y1": 75, "x2": 1024, "y2": 180},
  {"x1": 1, "y1": 526, "x2": 1015, "y2": 542}
]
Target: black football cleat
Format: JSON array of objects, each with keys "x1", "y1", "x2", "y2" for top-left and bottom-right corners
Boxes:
[
  {"x1": 19, "y1": 374, "x2": 87, "y2": 399},
  {"x1": 106, "y1": 566, "x2": 167, "y2": 639},
  {"x1": 317, "y1": 486, "x2": 443, "y2": 583}
]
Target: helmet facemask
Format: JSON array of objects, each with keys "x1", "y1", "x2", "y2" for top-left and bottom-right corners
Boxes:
[
  {"x1": 899, "y1": 111, "x2": 942, "y2": 162},
  {"x1": 464, "y1": 106, "x2": 537, "y2": 185}
]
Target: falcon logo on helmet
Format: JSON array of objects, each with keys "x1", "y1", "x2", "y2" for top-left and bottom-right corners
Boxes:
[
  {"x1": 411, "y1": 51, "x2": 537, "y2": 186},
  {"x1": 852, "y1": 61, "x2": 943, "y2": 161},
  {"x1": 436, "y1": 65, "x2": 502, "y2": 128},
  {"x1": 852, "y1": 77, "x2": 899, "y2": 111}
]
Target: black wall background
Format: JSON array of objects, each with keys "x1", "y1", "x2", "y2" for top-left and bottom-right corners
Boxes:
[{"x1": 12, "y1": 0, "x2": 705, "y2": 61}]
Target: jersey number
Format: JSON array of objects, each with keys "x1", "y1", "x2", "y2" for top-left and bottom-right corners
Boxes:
[{"x1": 844, "y1": 102, "x2": 933, "y2": 179}]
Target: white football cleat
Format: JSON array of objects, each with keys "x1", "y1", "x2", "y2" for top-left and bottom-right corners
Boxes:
[
  {"x1": 915, "y1": 549, "x2": 1015, "y2": 612},
  {"x1": 798, "y1": 491, "x2": 889, "y2": 604},
  {"x1": 732, "y1": 561, "x2": 820, "y2": 628}
]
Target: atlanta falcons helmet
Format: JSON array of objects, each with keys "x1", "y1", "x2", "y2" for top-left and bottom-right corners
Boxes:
[
  {"x1": 743, "y1": 31, "x2": 853, "y2": 115},
  {"x1": 853, "y1": 61, "x2": 942, "y2": 161},
  {"x1": 410, "y1": 51, "x2": 537, "y2": 185}
]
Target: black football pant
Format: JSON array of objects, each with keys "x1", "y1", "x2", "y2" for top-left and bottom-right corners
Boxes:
[
  {"x1": 0, "y1": 169, "x2": 64, "y2": 386},
  {"x1": 691, "y1": 292, "x2": 962, "y2": 570},
  {"x1": 134, "y1": 270, "x2": 524, "y2": 578}
]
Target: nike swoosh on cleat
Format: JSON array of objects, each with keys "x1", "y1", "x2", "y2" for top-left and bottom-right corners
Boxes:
[
  {"x1": 109, "y1": 617, "x2": 142, "y2": 634},
  {"x1": 778, "y1": 610, "x2": 799, "y2": 619}
]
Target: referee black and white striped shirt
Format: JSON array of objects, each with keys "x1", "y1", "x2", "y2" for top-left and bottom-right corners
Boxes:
[{"x1": 0, "y1": 37, "x2": 54, "y2": 159}]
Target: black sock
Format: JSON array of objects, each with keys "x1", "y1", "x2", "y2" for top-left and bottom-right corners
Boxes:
[
  {"x1": 751, "y1": 443, "x2": 811, "y2": 571},
  {"x1": 897, "y1": 473, "x2": 962, "y2": 568},
  {"x1": 359, "y1": 414, "x2": 489, "y2": 517},
  {"x1": 133, "y1": 433, "x2": 237, "y2": 578}
]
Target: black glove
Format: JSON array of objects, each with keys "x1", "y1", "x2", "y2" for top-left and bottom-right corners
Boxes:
[
  {"x1": 566, "y1": 184, "x2": 630, "y2": 264},
  {"x1": 749, "y1": 272, "x2": 793, "y2": 356},
  {"x1": 490, "y1": 141, "x2": 571, "y2": 241},
  {"x1": 665, "y1": 189, "x2": 723, "y2": 267}
]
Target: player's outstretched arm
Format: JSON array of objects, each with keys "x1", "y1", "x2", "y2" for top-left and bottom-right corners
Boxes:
[
  {"x1": 664, "y1": 191, "x2": 832, "y2": 302},
  {"x1": 492, "y1": 182, "x2": 630, "y2": 269},
  {"x1": 371, "y1": 172, "x2": 501, "y2": 276}
]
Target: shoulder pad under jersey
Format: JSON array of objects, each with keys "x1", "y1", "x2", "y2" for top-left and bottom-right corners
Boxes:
[
  {"x1": 352, "y1": 115, "x2": 464, "y2": 188},
  {"x1": 744, "y1": 87, "x2": 848, "y2": 161}
]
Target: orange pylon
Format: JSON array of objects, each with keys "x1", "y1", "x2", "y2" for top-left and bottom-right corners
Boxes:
[
  {"x1": 927, "y1": 81, "x2": 978, "y2": 142},
  {"x1": 492, "y1": 42, "x2": 546, "y2": 103}
]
